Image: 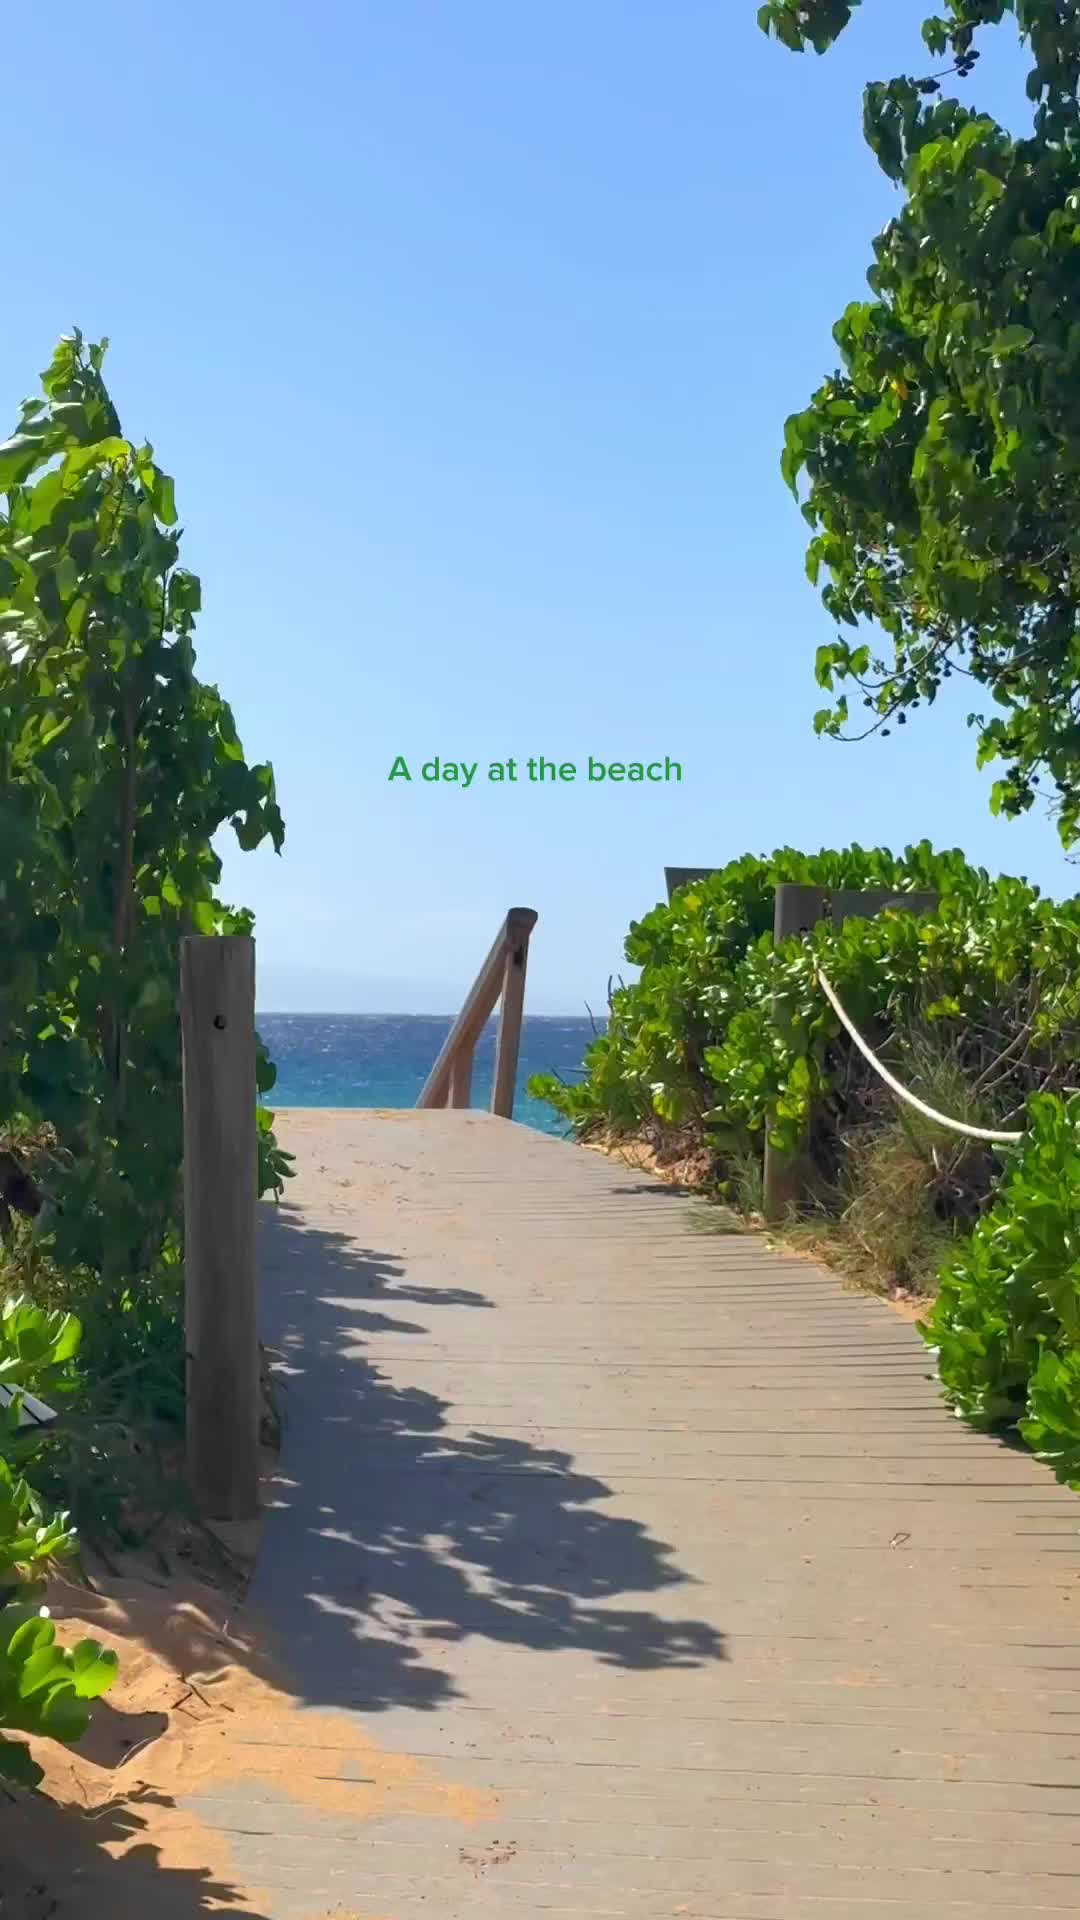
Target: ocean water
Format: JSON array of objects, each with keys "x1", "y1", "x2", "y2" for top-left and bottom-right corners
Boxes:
[{"x1": 256, "y1": 1013, "x2": 601, "y2": 1135}]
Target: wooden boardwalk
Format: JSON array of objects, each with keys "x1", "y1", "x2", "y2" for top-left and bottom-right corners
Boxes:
[{"x1": 197, "y1": 1109, "x2": 1080, "y2": 1917}]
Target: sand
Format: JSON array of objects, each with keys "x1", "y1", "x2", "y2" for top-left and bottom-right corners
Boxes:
[{"x1": 3, "y1": 1540, "x2": 493, "y2": 1919}]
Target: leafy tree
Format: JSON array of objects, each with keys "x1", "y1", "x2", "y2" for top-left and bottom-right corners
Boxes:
[
  {"x1": 0, "y1": 334, "x2": 290, "y2": 1384},
  {"x1": 758, "y1": 3, "x2": 1080, "y2": 840}
]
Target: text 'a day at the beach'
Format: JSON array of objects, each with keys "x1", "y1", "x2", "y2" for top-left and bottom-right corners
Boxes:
[{"x1": 387, "y1": 755, "x2": 683, "y2": 788}]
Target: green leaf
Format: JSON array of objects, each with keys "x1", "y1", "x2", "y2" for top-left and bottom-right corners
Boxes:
[
  {"x1": 5, "y1": 1614, "x2": 55, "y2": 1663},
  {"x1": 991, "y1": 325, "x2": 1034, "y2": 356},
  {"x1": 138, "y1": 460, "x2": 177, "y2": 526},
  {"x1": 0, "y1": 435, "x2": 46, "y2": 491},
  {"x1": 70, "y1": 1641, "x2": 119, "y2": 1700},
  {"x1": 61, "y1": 437, "x2": 129, "y2": 485},
  {"x1": 39, "y1": 1680, "x2": 90, "y2": 1742},
  {"x1": 18, "y1": 1643, "x2": 68, "y2": 1699}
]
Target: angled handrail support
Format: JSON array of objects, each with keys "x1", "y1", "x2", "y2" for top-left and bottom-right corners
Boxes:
[
  {"x1": 417, "y1": 908, "x2": 538, "y2": 1118},
  {"x1": 0, "y1": 1382, "x2": 57, "y2": 1428}
]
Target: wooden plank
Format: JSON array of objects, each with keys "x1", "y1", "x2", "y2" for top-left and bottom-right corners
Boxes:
[{"x1": 180, "y1": 934, "x2": 259, "y2": 1520}]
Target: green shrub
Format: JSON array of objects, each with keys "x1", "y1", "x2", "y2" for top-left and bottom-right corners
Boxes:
[
  {"x1": 784, "y1": 1013, "x2": 1012, "y2": 1297},
  {"x1": 0, "y1": 1295, "x2": 117, "y2": 1785},
  {"x1": 1023, "y1": 1350, "x2": 1080, "y2": 1489},
  {"x1": 921, "y1": 1093, "x2": 1080, "y2": 1484},
  {"x1": 530, "y1": 842, "x2": 1080, "y2": 1181},
  {"x1": 788, "y1": 1119, "x2": 958, "y2": 1299}
]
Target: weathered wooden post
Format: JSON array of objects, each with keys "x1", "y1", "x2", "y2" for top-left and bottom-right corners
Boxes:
[
  {"x1": 832, "y1": 889, "x2": 939, "y2": 929},
  {"x1": 762, "y1": 885, "x2": 826, "y2": 1226},
  {"x1": 492, "y1": 908, "x2": 535, "y2": 1119},
  {"x1": 761, "y1": 885, "x2": 940, "y2": 1223},
  {"x1": 180, "y1": 935, "x2": 259, "y2": 1520}
]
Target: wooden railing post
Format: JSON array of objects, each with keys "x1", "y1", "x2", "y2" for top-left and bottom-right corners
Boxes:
[
  {"x1": 762, "y1": 886, "x2": 825, "y2": 1225},
  {"x1": 492, "y1": 909, "x2": 533, "y2": 1119},
  {"x1": 417, "y1": 908, "x2": 538, "y2": 1115},
  {"x1": 450, "y1": 1053, "x2": 474, "y2": 1107},
  {"x1": 761, "y1": 885, "x2": 941, "y2": 1224},
  {"x1": 180, "y1": 935, "x2": 259, "y2": 1521}
]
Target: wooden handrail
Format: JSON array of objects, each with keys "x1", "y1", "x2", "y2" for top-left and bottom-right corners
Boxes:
[{"x1": 417, "y1": 908, "x2": 538, "y2": 1118}]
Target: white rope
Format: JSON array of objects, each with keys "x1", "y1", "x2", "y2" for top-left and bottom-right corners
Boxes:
[{"x1": 814, "y1": 966, "x2": 1024, "y2": 1145}]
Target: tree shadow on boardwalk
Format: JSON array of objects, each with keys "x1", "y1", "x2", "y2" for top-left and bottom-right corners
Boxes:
[
  {"x1": 251, "y1": 1201, "x2": 726, "y2": 1714},
  {"x1": 5, "y1": 1787, "x2": 265, "y2": 1919}
]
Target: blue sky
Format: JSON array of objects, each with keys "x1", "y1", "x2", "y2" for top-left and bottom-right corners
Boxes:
[{"x1": 2, "y1": 1, "x2": 1062, "y2": 1012}]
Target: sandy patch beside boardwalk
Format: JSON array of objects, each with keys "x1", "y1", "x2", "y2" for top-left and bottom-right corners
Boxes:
[
  {"x1": 584, "y1": 1126, "x2": 717, "y2": 1190},
  {"x1": 4, "y1": 1540, "x2": 491, "y2": 1917}
]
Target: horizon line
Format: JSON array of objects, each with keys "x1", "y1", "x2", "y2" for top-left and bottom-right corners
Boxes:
[{"x1": 255, "y1": 1008, "x2": 604, "y2": 1020}]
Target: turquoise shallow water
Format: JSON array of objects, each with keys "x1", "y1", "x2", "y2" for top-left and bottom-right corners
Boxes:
[{"x1": 256, "y1": 1013, "x2": 600, "y2": 1134}]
